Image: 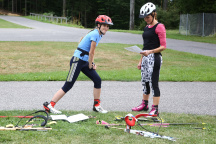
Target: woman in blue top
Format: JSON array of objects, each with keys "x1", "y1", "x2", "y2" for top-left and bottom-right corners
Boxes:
[{"x1": 43, "y1": 15, "x2": 113, "y2": 114}]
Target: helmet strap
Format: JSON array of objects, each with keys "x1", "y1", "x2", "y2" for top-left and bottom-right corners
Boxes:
[
  {"x1": 150, "y1": 13, "x2": 155, "y2": 25},
  {"x1": 98, "y1": 24, "x2": 104, "y2": 35}
]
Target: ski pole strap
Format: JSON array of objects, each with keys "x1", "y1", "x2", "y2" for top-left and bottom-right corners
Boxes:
[{"x1": 77, "y1": 48, "x2": 89, "y2": 57}]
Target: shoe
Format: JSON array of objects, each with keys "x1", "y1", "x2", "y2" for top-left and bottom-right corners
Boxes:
[
  {"x1": 43, "y1": 101, "x2": 62, "y2": 114},
  {"x1": 132, "y1": 100, "x2": 149, "y2": 111},
  {"x1": 148, "y1": 105, "x2": 159, "y2": 116},
  {"x1": 93, "y1": 105, "x2": 108, "y2": 113}
]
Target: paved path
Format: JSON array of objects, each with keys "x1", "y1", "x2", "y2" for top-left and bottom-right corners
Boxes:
[
  {"x1": 1, "y1": 81, "x2": 216, "y2": 115},
  {"x1": 0, "y1": 16, "x2": 215, "y2": 116}
]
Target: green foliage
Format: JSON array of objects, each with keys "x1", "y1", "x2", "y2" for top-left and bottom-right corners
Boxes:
[
  {"x1": 42, "y1": 12, "x2": 55, "y2": 16},
  {"x1": 157, "y1": 6, "x2": 180, "y2": 29},
  {"x1": 174, "y1": 0, "x2": 216, "y2": 14}
]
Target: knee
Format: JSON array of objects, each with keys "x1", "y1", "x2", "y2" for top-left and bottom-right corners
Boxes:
[
  {"x1": 152, "y1": 86, "x2": 160, "y2": 97},
  {"x1": 62, "y1": 82, "x2": 73, "y2": 93},
  {"x1": 94, "y1": 76, "x2": 101, "y2": 88}
]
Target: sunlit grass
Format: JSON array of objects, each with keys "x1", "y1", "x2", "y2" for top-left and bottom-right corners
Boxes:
[
  {"x1": 0, "y1": 41, "x2": 216, "y2": 81},
  {"x1": 0, "y1": 18, "x2": 30, "y2": 28}
]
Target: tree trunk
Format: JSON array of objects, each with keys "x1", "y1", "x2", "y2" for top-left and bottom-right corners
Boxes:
[
  {"x1": 15, "y1": 0, "x2": 17, "y2": 13},
  {"x1": 36, "y1": 0, "x2": 37, "y2": 13},
  {"x1": 2, "y1": 0, "x2": 4, "y2": 9},
  {"x1": 63, "y1": 0, "x2": 66, "y2": 17},
  {"x1": 12, "y1": 0, "x2": 14, "y2": 12},
  {"x1": 163, "y1": 0, "x2": 168, "y2": 10},
  {"x1": 129, "y1": 0, "x2": 135, "y2": 30},
  {"x1": 25, "y1": 0, "x2": 27, "y2": 16}
]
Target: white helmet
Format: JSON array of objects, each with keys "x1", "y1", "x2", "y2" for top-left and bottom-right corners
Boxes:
[{"x1": 139, "y1": 2, "x2": 156, "y2": 18}]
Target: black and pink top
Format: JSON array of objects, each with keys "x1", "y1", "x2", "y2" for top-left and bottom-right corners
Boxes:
[{"x1": 142, "y1": 23, "x2": 166, "y2": 54}]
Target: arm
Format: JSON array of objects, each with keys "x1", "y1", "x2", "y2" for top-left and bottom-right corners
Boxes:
[
  {"x1": 137, "y1": 55, "x2": 143, "y2": 70},
  {"x1": 140, "y1": 46, "x2": 166, "y2": 56},
  {"x1": 88, "y1": 41, "x2": 97, "y2": 69}
]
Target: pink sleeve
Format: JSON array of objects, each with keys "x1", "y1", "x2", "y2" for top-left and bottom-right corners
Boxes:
[{"x1": 155, "y1": 24, "x2": 166, "y2": 48}]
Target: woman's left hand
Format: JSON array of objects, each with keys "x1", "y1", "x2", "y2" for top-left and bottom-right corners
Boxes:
[
  {"x1": 89, "y1": 63, "x2": 97, "y2": 70},
  {"x1": 140, "y1": 50, "x2": 152, "y2": 56},
  {"x1": 92, "y1": 64, "x2": 97, "y2": 70}
]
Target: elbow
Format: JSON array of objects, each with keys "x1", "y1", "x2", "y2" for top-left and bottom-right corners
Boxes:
[
  {"x1": 162, "y1": 46, "x2": 166, "y2": 51},
  {"x1": 89, "y1": 52, "x2": 94, "y2": 57}
]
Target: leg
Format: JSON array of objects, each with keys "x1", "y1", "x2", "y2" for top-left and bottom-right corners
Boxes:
[
  {"x1": 153, "y1": 97, "x2": 160, "y2": 105},
  {"x1": 132, "y1": 54, "x2": 151, "y2": 111},
  {"x1": 43, "y1": 56, "x2": 82, "y2": 114},
  {"x1": 149, "y1": 54, "x2": 162, "y2": 115},
  {"x1": 131, "y1": 82, "x2": 150, "y2": 111},
  {"x1": 94, "y1": 88, "x2": 101, "y2": 99},
  {"x1": 51, "y1": 89, "x2": 66, "y2": 103},
  {"x1": 81, "y1": 64, "x2": 107, "y2": 113},
  {"x1": 143, "y1": 94, "x2": 150, "y2": 101}
]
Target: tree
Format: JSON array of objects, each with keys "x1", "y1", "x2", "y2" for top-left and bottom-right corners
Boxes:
[
  {"x1": 63, "y1": 0, "x2": 66, "y2": 17},
  {"x1": 129, "y1": 0, "x2": 135, "y2": 30},
  {"x1": 25, "y1": 0, "x2": 26, "y2": 16},
  {"x1": 163, "y1": 0, "x2": 168, "y2": 10}
]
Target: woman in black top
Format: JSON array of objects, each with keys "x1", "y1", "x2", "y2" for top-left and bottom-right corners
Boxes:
[{"x1": 131, "y1": 2, "x2": 166, "y2": 115}]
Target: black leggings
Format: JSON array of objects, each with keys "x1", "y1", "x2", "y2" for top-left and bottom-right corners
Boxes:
[
  {"x1": 62, "y1": 56, "x2": 101, "y2": 93},
  {"x1": 142, "y1": 54, "x2": 162, "y2": 97}
]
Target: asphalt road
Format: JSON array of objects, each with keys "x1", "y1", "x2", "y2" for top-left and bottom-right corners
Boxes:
[
  {"x1": 0, "y1": 16, "x2": 215, "y2": 116},
  {"x1": 0, "y1": 81, "x2": 216, "y2": 116},
  {"x1": 0, "y1": 15, "x2": 216, "y2": 57}
]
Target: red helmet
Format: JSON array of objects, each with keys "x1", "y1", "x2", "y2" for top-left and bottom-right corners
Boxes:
[{"x1": 95, "y1": 15, "x2": 113, "y2": 25}]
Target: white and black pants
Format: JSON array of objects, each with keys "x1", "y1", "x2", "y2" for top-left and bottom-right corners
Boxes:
[{"x1": 141, "y1": 53, "x2": 162, "y2": 97}]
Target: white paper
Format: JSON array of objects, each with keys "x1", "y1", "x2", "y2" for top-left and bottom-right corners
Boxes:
[
  {"x1": 50, "y1": 115, "x2": 68, "y2": 120},
  {"x1": 50, "y1": 113, "x2": 89, "y2": 123},
  {"x1": 124, "y1": 45, "x2": 143, "y2": 53},
  {"x1": 67, "y1": 113, "x2": 89, "y2": 123}
]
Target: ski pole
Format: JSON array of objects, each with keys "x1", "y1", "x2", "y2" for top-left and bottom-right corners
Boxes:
[
  {"x1": 149, "y1": 122, "x2": 206, "y2": 126},
  {"x1": 0, "y1": 116, "x2": 34, "y2": 118}
]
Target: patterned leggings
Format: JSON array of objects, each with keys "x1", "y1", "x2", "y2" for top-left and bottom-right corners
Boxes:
[{"x1": 141, "y1": 53, "x2": 162, "y2": 97}]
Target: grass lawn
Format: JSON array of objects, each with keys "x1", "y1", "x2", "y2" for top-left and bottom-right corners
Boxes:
[
  {"x1": 0, "y1": 18, "x2": 29, "y2": 28},
  {"x1": 0, "y1": 110, "x2": 215, "y2": 144},
  {"x1": 0, "y1": 41, "x2": 216, "y2": 81}
]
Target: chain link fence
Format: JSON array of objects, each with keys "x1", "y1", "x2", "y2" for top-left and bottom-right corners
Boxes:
[{"x1": 179, "y1": 13, "x2": 216, "y2": 36}]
